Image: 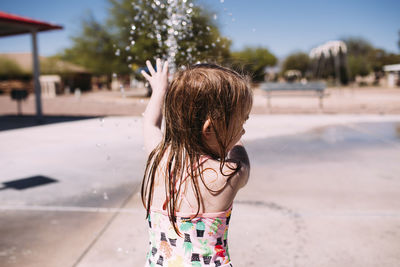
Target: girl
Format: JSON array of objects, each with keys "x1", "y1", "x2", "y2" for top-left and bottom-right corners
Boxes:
[{"x1": 141, "y1": 58, "x2": 253, "y2": 267}]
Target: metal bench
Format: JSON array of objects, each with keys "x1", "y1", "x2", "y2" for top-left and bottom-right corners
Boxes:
[{"x1": 259, "y1": 82, "x2": 327, "y2": 108}]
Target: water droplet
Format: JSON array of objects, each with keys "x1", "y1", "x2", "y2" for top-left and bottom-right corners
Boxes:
[
  {"x1": 115, "y1": 49, "x2": 120, "y2": 56},
  {"x1": 131, "y1": 40, "x2": 136, "y2": 45},
  {"x1": 125, "y1": 46, "x2": 130, "y2": 51},
  {"x1": 131, "y1": 25, "x2": 136, "y2": 31},
  {"x1": 213, "y1": 14, "x2": 218, "y2": 20},
  {"x1": 22, "y1": 249, "x2": 32, "y2": 256},
  {"x1": 103, "y1": 192, "x2": 109, "y2": 200}
]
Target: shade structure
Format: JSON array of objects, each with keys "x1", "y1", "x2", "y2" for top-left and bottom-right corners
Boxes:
[
  {"x1": 0, "y1": 11, "x2": 62, "y2": 36},
  {"x1": 0, "y1": 11, "x2": 63, "y2": 123}
]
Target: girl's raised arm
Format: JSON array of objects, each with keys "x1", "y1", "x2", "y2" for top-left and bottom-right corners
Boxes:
[{"x1": 141, "y1": 58, "x2": 169, "y2": 154}]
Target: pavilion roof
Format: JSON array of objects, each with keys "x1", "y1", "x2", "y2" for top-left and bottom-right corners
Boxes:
[{"x1": 0, "y1": 11, "x2": 63, "y2": 37}]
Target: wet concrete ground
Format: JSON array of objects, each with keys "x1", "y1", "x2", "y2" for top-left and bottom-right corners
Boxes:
[
  {"x1": 0, "y1": 115, "x2": 400, "y2": 267},
  {"x1": 234, "y1": 120, "x2": 400, "y2": 267}
]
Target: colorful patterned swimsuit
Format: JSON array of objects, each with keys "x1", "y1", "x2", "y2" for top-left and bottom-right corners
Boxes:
[{"x1": 145, "y1": 157, "x2": 233, "y2": 267}]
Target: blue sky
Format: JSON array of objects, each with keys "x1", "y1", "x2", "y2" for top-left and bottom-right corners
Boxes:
[{"x1": 0, "y1": 0, "x2": 399, "y2": 59}]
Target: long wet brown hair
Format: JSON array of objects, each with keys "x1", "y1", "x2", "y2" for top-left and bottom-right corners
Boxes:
[{"x1": 141, "y1": 63, "x2": 253, "y2": 236}]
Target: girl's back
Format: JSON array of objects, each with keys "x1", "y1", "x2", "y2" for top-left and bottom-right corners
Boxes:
[{"x1": 141, "y1": 59, "x2": 252, "y2": 266}]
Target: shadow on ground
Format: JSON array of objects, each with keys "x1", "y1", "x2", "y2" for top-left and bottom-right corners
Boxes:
[
  {"x1": 0, "y1": 115, "x2": 100, "y2": 131},
  {"x1": 0, "y1": 175, "x2": 58, "y2": 191}
]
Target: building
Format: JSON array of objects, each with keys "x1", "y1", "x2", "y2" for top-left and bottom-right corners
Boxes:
[
  {"x1": 383, "y1": 64, "x2": 400, "y2": 88},
  {"x1": 0, "y1": 52, "x2": 91, "y2": 97}
]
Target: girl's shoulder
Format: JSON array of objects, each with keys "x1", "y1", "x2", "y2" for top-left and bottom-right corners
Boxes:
[{"x1": 200, "y1": 155, "x2": 249, "y2": 192}]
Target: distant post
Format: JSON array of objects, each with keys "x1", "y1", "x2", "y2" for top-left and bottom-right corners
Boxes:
[{"x1": 31, "y1": 30, "x2": 43, "y2": 123}]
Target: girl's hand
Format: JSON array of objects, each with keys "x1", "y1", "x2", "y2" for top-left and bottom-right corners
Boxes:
[
  {"x1": 141, "y1": 58, "x2": 168, "y2": 154},
  {"x1": 141, "y1": 58, "x2": 169, "y2": 95}
]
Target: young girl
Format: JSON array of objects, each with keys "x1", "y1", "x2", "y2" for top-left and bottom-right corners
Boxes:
[{"x1": 141, "y1": 58, "x2": 253, "y2": 267}]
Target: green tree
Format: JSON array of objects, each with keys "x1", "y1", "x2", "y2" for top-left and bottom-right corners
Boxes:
[
  {"x1": 231, "y1": 47, "x2": 277, "y2": 82},
  {"x1": 343, "y1": 37, "x2": 400, "y2": 81},
  {"x1": 106, "y1": 0, "x2": 231, "y2": 72},
  {"x1": 343, "y1": 37, "x2": 374, "y2": 80},
  {"x1": 61, "y1": 12, "x2": 120, "y2": 76},
  {"x1": 0, "y1": 56, "x2": 31, "y2": 80},
  {"x1": 398, "y1": 30, "x2": 400, "y2": 52},
  {"x1": 61, "y1": 0, "x2": 231, "y2": 81},
  {"x1": 368, "y1": 48, "x2": 400, "y2": 72},
  {"x1": 281, "y1": 52, "x2": 310, "y2": 77}
]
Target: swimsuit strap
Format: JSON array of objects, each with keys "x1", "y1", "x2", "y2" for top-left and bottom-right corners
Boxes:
[{"x1": 162, "y1": 155, "x2": 211, "y2": 211}]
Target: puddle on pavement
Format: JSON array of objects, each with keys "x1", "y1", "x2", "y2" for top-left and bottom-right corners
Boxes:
[{"x1": 246, "y1": 121, "x2": 400, "y2": 165}]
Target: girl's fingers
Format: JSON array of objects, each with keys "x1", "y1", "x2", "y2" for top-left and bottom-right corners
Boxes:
[
  {"x1": 162, "y1": 60, "x2": 169, "y2": 74},
  {"x1": 146, "y1": 60, "x2": 156, "y2": 75},
  {"x1": 141, "y1": 70, "x2": 151, "y2": 80},
  {"x1": 156, "y1": 58, "x2": 162, "y2": 73}
]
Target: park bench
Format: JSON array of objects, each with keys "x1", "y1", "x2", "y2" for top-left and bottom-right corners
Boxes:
[{"x1": 259, "y1": 82, "x2": 327, "y2": 108}]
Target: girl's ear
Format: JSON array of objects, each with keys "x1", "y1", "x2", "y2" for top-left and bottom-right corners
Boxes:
[{"x1": 202, "y1": 118, "x2": 212, "y2": 139}]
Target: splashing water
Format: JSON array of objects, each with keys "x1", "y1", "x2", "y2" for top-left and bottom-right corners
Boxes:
[
  {"x1": 128, "y1": 0, "x2": 196, "y2": 74},
  {"x1": 113, "y1": 0, "x2": 236, "y2": 84},
  {"x1": 163, "y1": 0, "x2": 194, "y2": 73}
]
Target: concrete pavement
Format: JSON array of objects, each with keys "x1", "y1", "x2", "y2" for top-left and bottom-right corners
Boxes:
[{"x1": 1, "y1": 115, "x2": 400, "y2": 266}]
